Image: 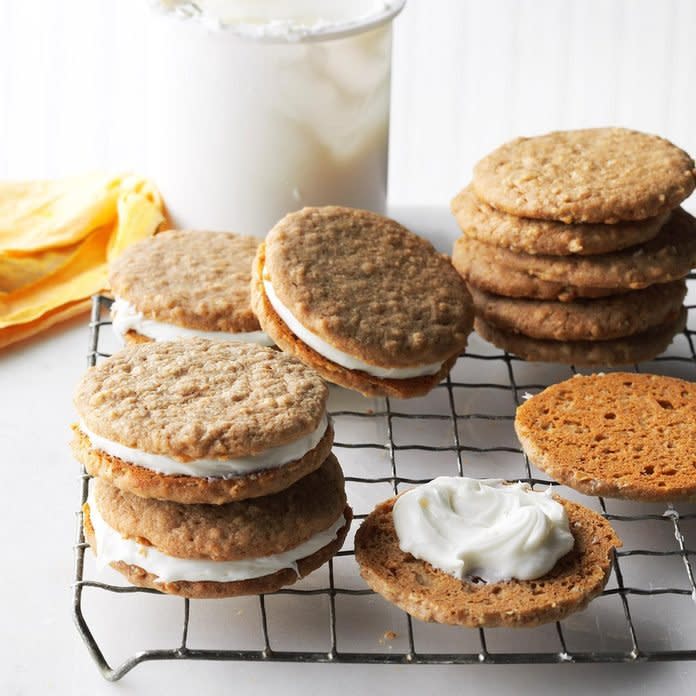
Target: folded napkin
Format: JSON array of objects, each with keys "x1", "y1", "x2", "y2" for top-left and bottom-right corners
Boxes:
[{"x1": 0, "y1": 174, "x2": 165, "y2": 348}]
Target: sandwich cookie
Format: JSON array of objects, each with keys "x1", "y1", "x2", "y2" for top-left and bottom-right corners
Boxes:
[
  {"x1": 451, "y1": 184, "x2": 669, "y2": 256},
  {"x1": 469, "y1": 281, "x2": 686, "y2": 342},
  {"x1": 355, "y1": 477, "x2": 620, "y2": 627},
  {"x1": 84, "y1": 456, "x2": 352, "y2": 598},
  {"x1": 251, "y1": 206, "x2": 474, "y2": 398},
  {"x1": 472, "y1": 127, "x2": 696, "y2": 223},
  {"x1": 474, "y1": 309, "x2": 686, "y2": 367},
  {"x1": 72, "y1": 338, "x2": 332, "y2": 504},
  {"x1": 109, "y1": 229, "x2": 273, "y2": 345},
  {"x1": 516, "y1": 373, "x2": 696, "y2": 501}
]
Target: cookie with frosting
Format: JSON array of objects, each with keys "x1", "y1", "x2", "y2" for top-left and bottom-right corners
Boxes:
[
  {"x1": 109, "y1": 229, "x2": 273, "y2": 346},
  {"x1": 251, "y1": 206, "x2": 474, "y2": 398},
  {"x1": 72, "y1": 338, "x2": 332, "y2": 504},
  {"x1": 84, "y1": 456, "x2": 352, "y2": 598},
  {"x1": 355, "y1": 477, "x2": 620, "y2": 627}
]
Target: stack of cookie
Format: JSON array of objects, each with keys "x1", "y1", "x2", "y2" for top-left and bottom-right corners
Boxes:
[
  {"x1": 451, "y1": 128, "x2": 696, "y2": 365},
  {"x1": 73, "y1": 338, "x2": 352, "y2": 598}
]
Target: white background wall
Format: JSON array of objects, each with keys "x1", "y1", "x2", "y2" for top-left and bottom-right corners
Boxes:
[{"x1": 1, "y1": 0, "x2": 695, "y2": 207}]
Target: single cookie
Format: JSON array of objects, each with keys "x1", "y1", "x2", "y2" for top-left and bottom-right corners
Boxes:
[
  {"x1": 474, "y1": 308, "x2": 686, "y2": 366},
  {"x1": 473, "y1": 128, "x2": 695, "y2": 223},
  {"x1": 455, "y1": 207, "x2": 696, "y2": 291},
  {"x1": 108, "y1": 230, "x2": 272, "y2": 345},
  {"x1": 355, "y1": 495, "x2": 619, "y2": 628},
  {"x1": 453, "y1": 235, "x2": 621, "y2": 301},
  {"x1": 251, "y1": 207, "x2": 473, "y2": 398},
  {"x1": 451, "y1": 185, "x2": 668, "y2": 256},
  {"x1": 73, "y1": 338, "x2": 331, "y2": 503},
  {"x1": 84, "y1": 458, "x2": 352, "y2": 598},
  {"x1": 469, "y1": 281, "x2": 686, "y2": 341},
  {"x1": 515, "y1": 373, "x2": 696, "y2": 501}
]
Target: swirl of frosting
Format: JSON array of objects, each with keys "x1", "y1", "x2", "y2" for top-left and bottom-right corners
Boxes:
[{"x1": 392, "y1": 477, "x2": 574, "y2": 582}]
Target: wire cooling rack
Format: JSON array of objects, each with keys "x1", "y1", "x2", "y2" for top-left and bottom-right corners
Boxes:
[{"x1": 73, "y1": 283, "x2": 696, "y2": 680}]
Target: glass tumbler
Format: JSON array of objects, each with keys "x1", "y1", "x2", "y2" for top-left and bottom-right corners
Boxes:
[{"x1": 144, "y1": 1, "x2": 406, "y2": 236}]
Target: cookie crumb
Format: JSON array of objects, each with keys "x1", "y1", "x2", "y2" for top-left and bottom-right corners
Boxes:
[{"x1": 378, "y1": 630, "x2": 398, "y2": 645}]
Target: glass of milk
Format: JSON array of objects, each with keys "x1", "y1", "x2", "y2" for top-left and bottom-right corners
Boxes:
[{"x1": 145, "y1": 0, "x2": 406, "y2": 236}]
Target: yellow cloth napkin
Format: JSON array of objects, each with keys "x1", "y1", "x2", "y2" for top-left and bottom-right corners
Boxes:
[{"x1": 0, "y1": 174, "x2": 165, "y2": 348}]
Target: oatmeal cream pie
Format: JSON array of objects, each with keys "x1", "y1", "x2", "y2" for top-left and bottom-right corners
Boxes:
[
  {"x1": 516, "y1": 372, "x2": 696, "y2": 501},
  {"x1": 251, "y1": 206, "x2": 474, "y2": 398},
  {"x1": 72, "y1": 338, "x2": 332, "y2": 504},
  {"x1": 84, "y1": 456, "x2": 352, "y2": 598},
  {"x1": 109, "y1": 229, "x2": 273, "y2": 345},
  {"x1": 355, "y1": 477, "x2": 620, "y2": 628}
]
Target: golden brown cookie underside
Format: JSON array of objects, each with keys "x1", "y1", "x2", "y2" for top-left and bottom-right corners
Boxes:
[{"x1": 515, "y1": 372, "x2": 696, "y2": 501}]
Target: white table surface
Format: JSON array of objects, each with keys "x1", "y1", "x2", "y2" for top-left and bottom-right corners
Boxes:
[{"x1": 3, "y1": 207, "x2": 696, "y2": 695}]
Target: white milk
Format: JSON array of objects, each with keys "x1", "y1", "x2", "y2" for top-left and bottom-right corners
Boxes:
[{"x1": 145, "y1": 0, "x2": 405, "y2": 236}]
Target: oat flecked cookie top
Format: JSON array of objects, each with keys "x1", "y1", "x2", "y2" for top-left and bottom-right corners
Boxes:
[
  {"x1": 74, "y1": 338, "x2": 328, "y2": 460},
  {"x1": 473, "y1": 128, "x2": 696, "y2": 223},
  {"x1": 515, "y1": 373, "x2": 696, "y2": 501},
  {"x1": 109, "y1": 230, "x2": 261, "y2": 333},
  {"x1": 263, "y1": 206, "x2": 474, "y2": 367}
]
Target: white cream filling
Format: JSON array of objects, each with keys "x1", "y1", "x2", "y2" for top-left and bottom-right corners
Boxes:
[
  {"x1": 393, "y1": 477, "x2": 575, "y2": 583},
  {"x1": 80, "y1": 415, "x2": 329, "y2": 478},
  {"x1": 87, "y1": 488, "x2": 345, "y2": 583},
  {"x1": 262, "y1": 271, "x2": 443, "y2": 379},
  {"x1": 111, "y1": 297, "x2": 274, "y2": 346}
]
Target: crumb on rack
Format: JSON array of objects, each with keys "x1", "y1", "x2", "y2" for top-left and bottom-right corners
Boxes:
[{"x1": 378, "y1": 630, "x2": 398, "y2": 645}]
